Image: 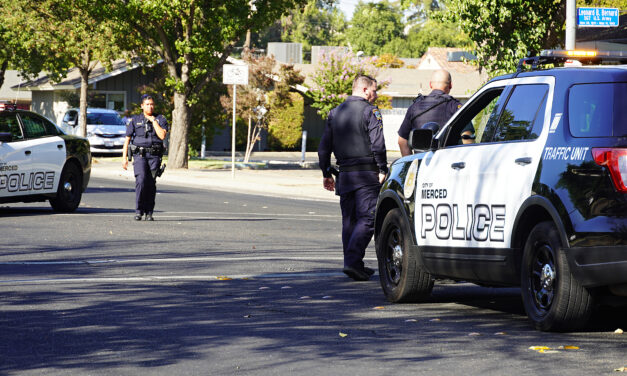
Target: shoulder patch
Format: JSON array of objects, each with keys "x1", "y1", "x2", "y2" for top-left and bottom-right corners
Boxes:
[
  {"x1": 457, "y1": 104, "x2": 462, "y2": 109},
  {"x1": 372, "y1": 108, "x2": 382, "y2": 121}
]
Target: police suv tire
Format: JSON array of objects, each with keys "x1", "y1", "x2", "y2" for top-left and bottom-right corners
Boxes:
[
  {"x1": 520, "y1": 221, "x2": 593, "y2": 332},
  {"x1": 376, "y1": 208, "x2": 433, "y2": 302},
  {"x1": 49, "y1": 163, "x2": 82, "y2": 213}
]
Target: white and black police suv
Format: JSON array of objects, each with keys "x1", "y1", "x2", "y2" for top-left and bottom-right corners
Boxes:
[
  {"x1": 375, "y1": 50, "x2": 627, "y2": 331},
  {"x1": 0, "y1": 103, "x2": 91, "y2": 212}
]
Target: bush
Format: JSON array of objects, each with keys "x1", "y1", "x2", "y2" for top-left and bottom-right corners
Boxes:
[{"x1": 267, "y1": 92, "x2": 304, "y2": 150}]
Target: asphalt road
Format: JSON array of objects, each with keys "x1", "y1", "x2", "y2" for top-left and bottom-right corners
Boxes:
[{"x1": 1, "y1": 177, "x2": 625, "y2": 375}]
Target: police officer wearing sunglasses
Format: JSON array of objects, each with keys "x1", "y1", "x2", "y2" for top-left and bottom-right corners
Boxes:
[{"x1": 122, "y1": 94, "x2": 168, "y2": 221}]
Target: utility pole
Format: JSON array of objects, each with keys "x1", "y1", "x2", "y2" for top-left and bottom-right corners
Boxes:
[{"x1": 565, "y1": 0, "x2": 576, "y2": 50}]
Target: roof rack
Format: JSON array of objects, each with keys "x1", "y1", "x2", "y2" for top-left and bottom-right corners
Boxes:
[{"x1": 516, "y1": 49, "x2": 627, "y2": 72}]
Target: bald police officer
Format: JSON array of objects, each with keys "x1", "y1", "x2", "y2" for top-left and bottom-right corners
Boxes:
[
  {"x1": 122, "y1": 94, "x2": 168, "y2": 221},
  {"x1": 397, "y1": 69, "x2": 463, "y2": 156},
  {"x1": 318, "y1": 75, "x2": 388, "y2": 281}
]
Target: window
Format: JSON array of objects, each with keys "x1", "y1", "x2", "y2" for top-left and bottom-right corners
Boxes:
[
  {"x1": 0, "y1": 113, "x2": 23, "y2": 140},
  {"x1": 86, "y1": 112, "x2": 125, "y2": 126},
  {"x1": 63, "y1": 110, "x2": 78, "y2": 124},
  {"x1": 19, "y1": 113, "x2": 58, "y2": 138},
  {"x1": 444, "y1": 88, "x2": 504, "y2": 147},
  {"x1": 491, "y1": 84, "x2": 548, "y2": 142},
  {"x1": 89, "y1": 92, "x2": 126, "y2": 111},
  {"x1": 569, "y1": 83, "x2": 627, "y2": 137}
]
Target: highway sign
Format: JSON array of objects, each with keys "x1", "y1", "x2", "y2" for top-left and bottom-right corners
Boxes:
[{"x1": 577, "y1": 7, "x2": 619, "y2": 27}]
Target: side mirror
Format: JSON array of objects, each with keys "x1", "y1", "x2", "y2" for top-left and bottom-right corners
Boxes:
[
  {"x1": 0, "y1": 132, "x2": 12, "y2": 142},
  {"x1": 68, "y1": 120, "x2": 77, "y2": 127},
  {"x1": 408, "y1": 128, "x2": 436, "y2": 151}
]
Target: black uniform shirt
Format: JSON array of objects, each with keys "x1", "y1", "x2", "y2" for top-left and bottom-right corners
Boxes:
[
  {"x1": 318, "y1": 96, "x2": 388, "y2": 194},
  {"x1": 126, "y1": 114, "x2": 168, "y2": 148},
  {"x1": 397, "y1": 89, "x2": 462, "y2": 139}
]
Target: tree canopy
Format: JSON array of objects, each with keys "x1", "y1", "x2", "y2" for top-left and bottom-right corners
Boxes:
[
  {"x1": 1, "y1": 0, "x2": 123, "y2": 136},
  {"x1": 281, "y1": 0, "x2": 347, "y2": 57},
  {"x1": 95, "y1": 0, "x2": 309, "y2": 168},
  {"x1": 345, "y1": 1, "x2": 404, "y2": 56},
  {"x1": 441, "y1": 0, "x2": 566, "y2": 76}
]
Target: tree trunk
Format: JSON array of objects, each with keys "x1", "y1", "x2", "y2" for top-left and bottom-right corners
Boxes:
[
  {"x1": 169, "y1": 91, "x2": 190, "y2": 169},
  {"x1": 78, "y1": 67, "x2": 90, "y2": 138},
  {"x1": 0, "y1": 60, "x2": 8, "y2": 92}
]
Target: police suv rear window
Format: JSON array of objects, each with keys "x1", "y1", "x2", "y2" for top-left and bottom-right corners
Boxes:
[{"x1": 568, "y1": 83, "x2": 627, "y2": 137}]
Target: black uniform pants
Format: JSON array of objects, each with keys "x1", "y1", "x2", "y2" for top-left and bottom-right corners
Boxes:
[
  {"x1": 133, "y1": 152, "x2": 161, "y2": 215},
  {"x1": 339, "y1": 184, "x2": 379, "y2": 270}
]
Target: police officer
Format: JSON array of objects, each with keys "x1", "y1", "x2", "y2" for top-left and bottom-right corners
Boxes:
[
  {"x1": 397, "y1": 69, "x2": 463, "y2": 156},
  {"x1": 122, "y1": 94, "x2": 168, "y2": 221},
  {"x1": 318, "y1": 75, "x2": 388, "y2": 281}
]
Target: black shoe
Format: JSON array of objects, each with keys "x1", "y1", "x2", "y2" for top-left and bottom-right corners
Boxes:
[
  {"x1": 145, "y1": 213, "x2": 154, "y2": 221},
  {"x1": 343, "y1": 266, "x2": 370, "y2": 281},
  {"x1": 364, "y1": 267, "x2": 375, "y2": 276},
  {"x1": 134, "y1": 215, "x2": 142, "y2": 221}
]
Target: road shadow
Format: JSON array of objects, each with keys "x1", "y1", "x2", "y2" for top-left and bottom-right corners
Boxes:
[{"x1": 1, "y1": 274, "x2": 625, "y2": 374}]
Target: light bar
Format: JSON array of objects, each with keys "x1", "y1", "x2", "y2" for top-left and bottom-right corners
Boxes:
[
  {"x1": 541, "y1": 49, "x2": 627, "y2": 60},
  {"x1": 567, "y1": 50, "x2": 597, "y2": 57}
]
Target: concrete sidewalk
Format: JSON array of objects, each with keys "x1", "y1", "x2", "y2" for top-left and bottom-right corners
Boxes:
[{"x1": 90, "y1": 158, "x2": 340, "y2": 202}]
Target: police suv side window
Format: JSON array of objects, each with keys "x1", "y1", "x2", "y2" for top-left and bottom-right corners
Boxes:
[
  {"x1": 0, "y1": 113, "x2": 23, "y2": 141},
  {"x1": 19, "y1": 114, "x2": 49, "y2": 139},
  {"x1": 491, "y1": 84, "x2": 548, "y2": 142},
  {"x1": 443, "y1": 87, "x2": 505, "y2": 147}
]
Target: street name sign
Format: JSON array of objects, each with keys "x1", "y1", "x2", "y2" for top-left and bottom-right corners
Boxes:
[{"x1": 577, "y1": 7, "x2": 619, "y2": 27}]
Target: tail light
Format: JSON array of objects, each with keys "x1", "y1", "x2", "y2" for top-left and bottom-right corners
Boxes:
[{"x1": 592, "y1": 148, "x2": 627, "y2": 193}]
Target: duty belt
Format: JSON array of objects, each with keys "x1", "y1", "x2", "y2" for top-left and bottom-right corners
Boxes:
[
  {"x1": 130, "y1": 144, "x2": 163, "y2": 156},
  {"x1": 339, "y1": 163, "x2": 378, "y2": 173}
]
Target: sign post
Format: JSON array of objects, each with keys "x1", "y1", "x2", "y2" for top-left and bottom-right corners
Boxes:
[{"x1": 222, "y1": 64, "x2": 249, "y2": 178}]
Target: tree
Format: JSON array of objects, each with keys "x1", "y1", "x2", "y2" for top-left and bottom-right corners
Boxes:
[
  {"x1": 97, "y1": 0, "x2": 308, "y2": 169},
  {"x1": 2, "y1": 0, "x2": 124, "y2": 137},
  {"x1": 441, "y1": 0, "x2": 567, "y2": 76},
  {"x1": 220, "y1": 57, "x2": 305, "y2": 160},
  {"x1": 281, "y1": 0, "x2": 347, "y2": 58},
  {"x1": 305, "y1": 50, "x2": 389, "y2": 119},
  {"x1": 346, "y1": 1, "x2": 404, "y2": 56},
  {"x1": 382, "y1": 19, "x2": 472, "y2": 58}
]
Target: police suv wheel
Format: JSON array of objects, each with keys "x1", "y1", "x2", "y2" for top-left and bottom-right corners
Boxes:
[
  {"x1": 521, "y1": 221, "x2": 593, "y2": 331},
  {"x1": 376, "y1": 208, "x2": 433, "y2": 302},
  {"x1": 49, "y1": 163, "x2": 82, "y2": 213}
]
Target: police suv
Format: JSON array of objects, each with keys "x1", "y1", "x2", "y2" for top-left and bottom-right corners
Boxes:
[
  {"x1": 0, "y1": 103, "x2": 91, "y2": 212},
  {"x1": 375, "y1": 50, "x2": 627, "y2": 331}
]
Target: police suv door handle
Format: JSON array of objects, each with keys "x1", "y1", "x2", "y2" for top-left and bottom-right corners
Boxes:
[
  {"x1": 57, "y1": 144, "x2": 63, "y2": 149},
  {"x1": 515, "y1": 157, "x2": 532, "y2": 165},
  {"x1": 451, "y1": 162, "x2": 465, "y2": 170},
  {"x1": 24, "y1": 150, "x2": 31, "y2": 155}
]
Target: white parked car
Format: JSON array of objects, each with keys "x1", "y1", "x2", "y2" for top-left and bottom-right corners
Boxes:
[{"x1": 61, "y1": 108, "x2": 127, "y2": 155}]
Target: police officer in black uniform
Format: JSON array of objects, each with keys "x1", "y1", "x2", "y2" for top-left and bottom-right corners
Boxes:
[
  {"x1": 397, "y1": 69, "x2": 464, "y2": 155},
  {"x1": 318, "y1": 75, "x2": 388, "y2": 281},
  {"x1": 122, "y1": 94, "x2": 168, "y2": 221}
]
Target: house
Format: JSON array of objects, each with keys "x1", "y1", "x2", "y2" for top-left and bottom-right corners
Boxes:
[
  {"x1": 12, "y1": 59, "x2": 159, "y2": 126},
  {"x1": 288, "y1": 46, "x2": 487, "y2": 151},
  {"x1": 0, "y1": 70, "x2": 33, "y2": 110}
]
